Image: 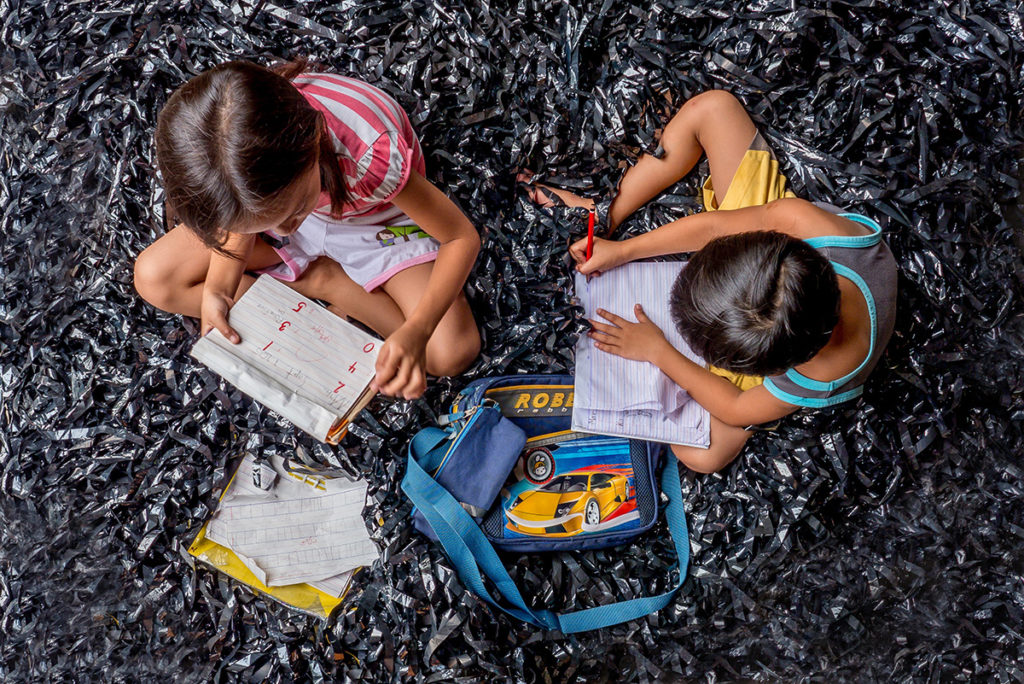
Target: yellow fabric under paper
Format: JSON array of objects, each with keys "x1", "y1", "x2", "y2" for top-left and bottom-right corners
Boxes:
[
  {"x1": 701, "y1": 142, "x2": 796, "y2": 390},
  {"x1": 709, "y1": 366, "x2": 765, "y2": 392},
  {"x1": 187, "y1": 466, "x2": 348, "y2": 620},
  {"x1": 188, "y1": 527, "x2": 347, "y2": 619}
]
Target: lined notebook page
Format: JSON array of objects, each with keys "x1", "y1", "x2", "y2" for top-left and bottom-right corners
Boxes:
[
  {"x1": 206, "y1": 453, "x2": 378, "y2": 587},
  {"x1": 572, "y1": 262, "x2": 710, "y2": 448},
  {"x1": 191, "y1": 275, "x2": 381, "y2": 441}
]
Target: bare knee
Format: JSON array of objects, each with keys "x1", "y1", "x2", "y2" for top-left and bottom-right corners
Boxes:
[
  {"x1": 133, "y1": 247, "x2": 179, "y2": 311},
  {"x1": 682, "y1": 89, "x2": 742, "y2": 119},
  {"x1": 676, "y1": 90, "x2": 745, "y2": 142},
  {"x1": 291, "y1": 257, "x2": 348, "y2": 303},
  {"x1": 425, "y1": 329, "x2": 480, "y2": 378},
  {"x1": 670, "y1": 442, "x2": 742, "y2": 474}
]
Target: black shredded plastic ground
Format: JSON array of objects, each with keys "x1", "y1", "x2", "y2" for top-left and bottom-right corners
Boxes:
[{"x1": 3, "y1": 1, "x2": 1024, "y2": 681}]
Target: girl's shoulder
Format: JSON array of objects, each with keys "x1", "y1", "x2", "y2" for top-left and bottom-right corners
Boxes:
[
  {"x1": 291, "y1": 73, "x2": 408, "y2": 133},
  {"x1": 291, "y1": 72, "x2": 391, "y2": 99},
  {"x1": 292, "y1": 71, "x2": 354, "y2": 83}
]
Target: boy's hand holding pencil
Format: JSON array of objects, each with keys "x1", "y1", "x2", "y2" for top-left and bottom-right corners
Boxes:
[{"x1": 569, "y1": 233, "x2": 631, "y2": 277}]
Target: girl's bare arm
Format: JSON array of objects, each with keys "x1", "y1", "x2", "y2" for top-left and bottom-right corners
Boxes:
[
  {"x1": 373, "y1": 170, "x2": 480, "y2": 397},
  {"x1": 389, "y1": 171, "x2": 480, "y2": 338},
  {"x1": 201, "y1": 231, "x2": 256, "y2": 342}
]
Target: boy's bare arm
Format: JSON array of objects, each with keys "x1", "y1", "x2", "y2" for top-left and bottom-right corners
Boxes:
[
  {"x1": 625, "y1": 197, "x2": 864, "y2": 256},
  {"x1": 622, "y1": 204, "x2": 770, "y2": 259},
  {"x1": 650, "y1": 346, "x2": 798, "y2": 427},
  {"x1": 571, "y1": 210, "x2": 738, "y2": 274},
  {"x1": 589, "y1": 306, "x2": 797, "y2": 427},
  {"x1": 575, "y1": 198, "x2": 866, "y2": 273}
]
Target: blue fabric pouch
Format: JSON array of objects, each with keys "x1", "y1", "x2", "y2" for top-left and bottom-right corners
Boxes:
[{"x1": 410, "y1": 399, "x2": 526, "y2": 540}]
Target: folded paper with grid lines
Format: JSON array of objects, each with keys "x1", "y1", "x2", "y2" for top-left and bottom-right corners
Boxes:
[
  {"x1": 573, "y1": 262, "x2": 711, "y2": 447},
  {"x1": 191, "y1": 275, "x2": 381, "y2": 443},
  {"x1": 187, "y1": 452, "x2": 376, "y2": 619},
  {"x1": 205, "y1": 453, "x2": 377, "y2": 587}
]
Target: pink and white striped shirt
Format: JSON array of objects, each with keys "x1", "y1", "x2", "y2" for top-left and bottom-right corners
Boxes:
[{"x1": 292, "y1": 73, "x2": 425, "y2": 221}]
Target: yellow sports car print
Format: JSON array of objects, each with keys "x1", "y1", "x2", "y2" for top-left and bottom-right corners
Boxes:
[{"x1": 504, "y1": 470, "x2": 638, "y2": 537}]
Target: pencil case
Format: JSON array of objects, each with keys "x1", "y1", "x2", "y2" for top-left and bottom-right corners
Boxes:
[{"x1": 409, "y1": 395, "x2": 526, "y2": 535}]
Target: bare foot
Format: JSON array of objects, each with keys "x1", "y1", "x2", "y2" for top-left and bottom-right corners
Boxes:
[{"x1": 516, "y1": 171, "x2": 596, "y2": 211}]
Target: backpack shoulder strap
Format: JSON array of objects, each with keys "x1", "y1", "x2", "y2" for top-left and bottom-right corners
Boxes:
[{"x1": 403, "y1": 435, "x2": 689, "y2": 633}]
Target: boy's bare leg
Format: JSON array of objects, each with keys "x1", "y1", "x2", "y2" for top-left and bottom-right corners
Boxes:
[
  {"x1": 670, "y1": 415, "x2": 752, "y2": 474},
  {"x1": 519, "y1": 90, "x2": 760, "y2": 234},
  {"x1": 607, "y1": 90, "x2": 757, "y2": 231}
]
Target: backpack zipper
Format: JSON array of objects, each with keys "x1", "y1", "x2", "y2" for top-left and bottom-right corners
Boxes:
[{"x1": 430, "y1": 400, "x2": 494, "y2": 478}]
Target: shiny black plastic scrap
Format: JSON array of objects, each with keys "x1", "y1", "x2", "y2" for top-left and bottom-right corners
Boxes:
[{"x1": 2, "y1": 0, "x2": 1024, "y2": 681}]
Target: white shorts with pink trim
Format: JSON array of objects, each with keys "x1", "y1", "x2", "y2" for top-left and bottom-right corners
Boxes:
[{"x1": 257, "y1": 206, "x2": 439, "y2": 292}]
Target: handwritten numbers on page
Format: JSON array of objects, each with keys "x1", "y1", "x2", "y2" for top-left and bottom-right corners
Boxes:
[
  {"x1": 191, "y1": 275, "x2": 383, "y2": 440},
  {"x1": 205, "y1": 453, "x2": 377, "y2": 587}
]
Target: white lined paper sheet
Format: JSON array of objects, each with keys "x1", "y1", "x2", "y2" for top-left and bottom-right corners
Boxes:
[
  {"x1": 206, "y1": 453, "x2": 378, "y2": 587},
  {"x1": 572, "y1": 262, "x2": 710, "y2": 448},
  {"x1": 191, "y1": 275, "x2": 381, "y2": 441}
]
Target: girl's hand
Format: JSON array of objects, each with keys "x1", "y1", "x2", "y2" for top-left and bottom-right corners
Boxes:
[
  {"x1": 568, "y1": 236, "x2": 629, "y2": 277},
  {"x1": 200, "y1": 289, "x2": 240, "y2": 343},
  {"x1": 588, "y1": 305, "x2": 671, "y2": 364},
  {"x1": 372, "y1": 322, "x2": 430, "y2": 399}
]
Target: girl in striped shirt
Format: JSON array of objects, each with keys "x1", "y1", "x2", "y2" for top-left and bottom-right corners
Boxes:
[{"x1": 135, "y1": 60, "x2": 481, "y2": 399}]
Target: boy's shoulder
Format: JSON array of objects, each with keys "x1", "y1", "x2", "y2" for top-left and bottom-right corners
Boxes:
[{"x1": 765, "y1": 198, "x2": 873, "y2": 240}]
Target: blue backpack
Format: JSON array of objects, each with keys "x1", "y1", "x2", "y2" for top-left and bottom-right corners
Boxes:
[{"x1": 401, "y1": 374, "x2": 689, "y2": 632}]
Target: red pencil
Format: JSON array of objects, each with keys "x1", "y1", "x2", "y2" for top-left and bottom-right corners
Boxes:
[{"x1": 585, "y1": 210, "x2": 596, "y2": 261}]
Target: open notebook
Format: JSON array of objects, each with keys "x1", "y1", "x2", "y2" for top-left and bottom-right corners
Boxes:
[
  {"x1": 191, "y1": 275, "x2": 380, "y2": 443},
  {"x1": 572, "y1": 262, "x2": 710, "y2": 448}
]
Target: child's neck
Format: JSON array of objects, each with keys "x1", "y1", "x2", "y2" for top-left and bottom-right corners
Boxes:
[
  {"x1": 793, "y1": 298, "x2": 868, "y2": 381},
  {"x1": 795, "y1": 323, "x2": 845, "y2": 377}
]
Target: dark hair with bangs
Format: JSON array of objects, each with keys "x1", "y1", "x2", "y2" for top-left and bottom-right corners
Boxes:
[
  {"x1": 154, "y1": 58, "x2": 347, "y2": 252},
  {"x1": 669, "y1": 231, "x2": 840, "y2": 377}
]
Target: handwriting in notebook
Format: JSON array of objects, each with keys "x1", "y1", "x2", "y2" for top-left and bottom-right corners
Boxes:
[
  {"x1": 192, "y1": 275, "x2": 382, "y2": 442},
  {"x1": 572, "y1": 263, "x2": 711, "y2": 448},
  {"x1": 230, "y1": 280, "x2": 375, "y2": 403}
]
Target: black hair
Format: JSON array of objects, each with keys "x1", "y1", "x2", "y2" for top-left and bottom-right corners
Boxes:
[
  {"x1": 155, "y1": 59, "x2": 346, "y2": 252},
  {"x1": 669, "y1": 231, "x2": 841, "y2": 377}
]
